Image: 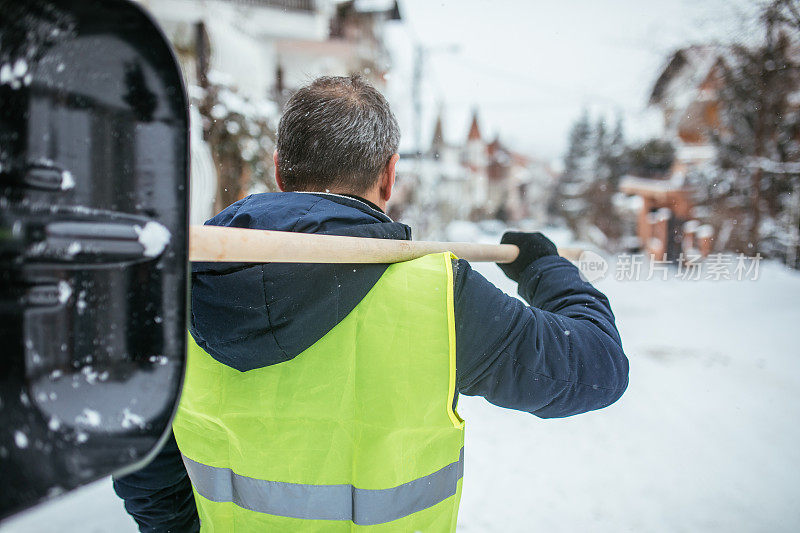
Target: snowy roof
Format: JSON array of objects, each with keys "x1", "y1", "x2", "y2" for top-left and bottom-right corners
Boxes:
[
  {"x1": 219, "y1": 0, "x2": 315, "y2": 12},
  {"x1": 619, "y1": 175, "x2": 691, "y2": 195},
  {"x1": 352, "y1": 0, "x2": 397, "y2": 13},
  {"x1": 675, "y1": 143, "x2": 716, "y2": 163},
  {"x1": 649, "y1": 45, "x2": 729, "y2": 111},
  {"x1": 487, "y1": 137, "x2": 512, "y2": 164}
]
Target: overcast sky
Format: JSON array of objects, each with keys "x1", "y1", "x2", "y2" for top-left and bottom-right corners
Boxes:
[{"x1": 384, "y1": 0, "x2": 761, "y2": 163}]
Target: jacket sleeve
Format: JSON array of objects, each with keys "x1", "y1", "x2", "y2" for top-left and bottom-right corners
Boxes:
[
  {"x1": 112, "y1": 432, "x2": 199, "y2": 533},
  {"x1": 453, "y1": 256, "x2": 629, "y2": 418}
]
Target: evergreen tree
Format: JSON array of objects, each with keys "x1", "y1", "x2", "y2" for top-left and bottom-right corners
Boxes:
[
  {"x1": 587, "y1": 115, "x2": 626, "y2": 240},
  {"x1": 609, "y1": 115, "x2": 626, "y2": 189},
  {"x1": 594, "y1": 117, "x2": 608, "y2": 179},
  {"x1": 625, "y1": 139, "x2": 675, "y2": 178},
  {"x1": 553, "y1": 112, "x2": 628, "y2": 244},
  {"x1": 553, "y1": 110, "x2": 593, "y2": 232}
]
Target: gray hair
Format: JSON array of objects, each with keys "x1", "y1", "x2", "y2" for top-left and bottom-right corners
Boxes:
[{"x1": 276, "y1": 75, "x2": 400, "y2": 194}]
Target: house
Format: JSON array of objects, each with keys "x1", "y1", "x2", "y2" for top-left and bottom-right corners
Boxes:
[
  {"x1": 391, "y1": 110, "x2": 474, "y2": 230},
  {"x1": 485, "y1": 137, "x2": 532, "y2": 221},
  {"x1": 461, "y1": 111, "x2": 540, "y2": 222},
  {"x1": 143, "y1": 0, "x2": 399, "y2": 100},
  {"x1": 619, "y1": 175, "x2": 696, "y2": 259},
  {"x1": 141, "y1": 0, "x2": 332, "y2": 102},
  {"x1": 392, "y1": 108, "x2": 548, "y2": 231},
  {"x1": 517, "y1": 155, "x2": 557, "y2": 227},
  {"x1": 648, "y1": 45, "x2": 728, "y2": 176},
  {"x1": 619, "y1": 45, "x2": 732, "y2": 258},
  {"x1": 428, "y1": 112, "x2": 473, "y2": 221},
  {"x1": 462, "y1": 110, "x2": 489, "y2": 216},
  {"x1": 274, "y1": 0, "x2": 400, "y2": 105},
  {"x1": 139, "y1": 0, "x2": 400, "y2": 215}
]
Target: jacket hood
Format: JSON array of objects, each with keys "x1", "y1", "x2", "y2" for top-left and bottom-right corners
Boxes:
[{"x1": 189, "y1": 192, "x2": 411, "y2": 372}]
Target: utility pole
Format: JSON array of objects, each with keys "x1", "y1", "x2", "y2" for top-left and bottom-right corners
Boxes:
[
  {"x1": 411, "y1": 43, "x2": 460, "y2": 157},
  {"x1": 412, "y1": 44, "x2": 424, "y2": 158},
  {"x1": 408, "y1": 41, "x2": 459, "y2": 239}
]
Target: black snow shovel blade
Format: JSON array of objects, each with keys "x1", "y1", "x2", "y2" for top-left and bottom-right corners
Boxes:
[{"x1": 0, "y1": 0, "x2": 188, "y2": 519}]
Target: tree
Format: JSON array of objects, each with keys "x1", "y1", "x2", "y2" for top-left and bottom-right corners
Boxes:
[
  {"x1": 608, "y1": 116, "x2": 626, "y2": 189},
  {"x1": 768, "y1": 0, "x2": 800, "y2": 32},
  {"x1": 587, "y1": 115, "x2": 627, "y2": 240},
  {"x1": 552, "y1": 110, "x2": 593, "y2": 232},
  {"x1": 625, "y1": 139, "x2": 675, "y2": 178},
  {"x1": 553, "y1": 112, "x2": 629, "y2": 244},
  {"x1": 714, "y1": 1, "x2": 800, "y2": 263},
  {"x1": 200, "y1": 80, "x2": 277, "y2": 213}
]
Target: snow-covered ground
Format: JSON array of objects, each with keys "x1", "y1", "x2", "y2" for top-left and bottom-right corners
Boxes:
[
  {"x1": 458, "y1": 258, "x2": 800, "y2": 533},
  {"x1": 4, "y1": 231, "x2": 800, "y2": 532}
]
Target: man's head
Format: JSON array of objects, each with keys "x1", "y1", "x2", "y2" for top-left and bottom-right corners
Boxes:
[{"x1": 274, "y1": 75, "x2": 400, "y2": 207}]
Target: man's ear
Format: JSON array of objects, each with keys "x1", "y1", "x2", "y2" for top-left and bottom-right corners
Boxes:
[
  {"x1": 380, "y1": 153, "x2": 400, "y2": 202},
  {"x1": 273, "y1": 151, "x2": 286, "y2": 192}
]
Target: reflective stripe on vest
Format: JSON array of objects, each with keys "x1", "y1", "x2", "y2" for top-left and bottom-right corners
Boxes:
[
  {"x1": 180, "y1": 447, "x2": 464, "y2": 525},
  {"x1": 173, "y1": 252, "x2": 465, "y2": 532}
]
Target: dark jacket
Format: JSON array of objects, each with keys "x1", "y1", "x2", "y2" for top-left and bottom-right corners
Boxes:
[{"x1": 114, "y1": 192, "x2": 629, "y2": 532}]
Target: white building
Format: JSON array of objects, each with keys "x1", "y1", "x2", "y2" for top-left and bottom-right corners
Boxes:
[
  {"x1": 140, "y1": 0, "x2": 333, "y2": 101},
  {"x1": 138, "y1": 0, "x2": 399, "y2": 216}
]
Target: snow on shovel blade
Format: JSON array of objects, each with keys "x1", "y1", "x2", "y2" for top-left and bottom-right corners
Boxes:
[{"x1": 0, "y1": 0, "x2": 188, "y2": 520}]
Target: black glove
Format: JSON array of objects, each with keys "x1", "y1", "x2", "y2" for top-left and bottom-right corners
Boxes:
[{"x1": 498, "y1": 231, "x2": 558, "y2": 283}]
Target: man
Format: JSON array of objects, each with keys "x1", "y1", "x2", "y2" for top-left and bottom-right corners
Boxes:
[{"x1": 114, "y1": 75, "x2": 628, "y2": 532}]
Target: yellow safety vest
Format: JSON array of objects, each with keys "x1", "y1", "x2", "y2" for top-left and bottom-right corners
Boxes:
[{"x1": 173, "y1": 252, "x2": 465, "y2": 531}]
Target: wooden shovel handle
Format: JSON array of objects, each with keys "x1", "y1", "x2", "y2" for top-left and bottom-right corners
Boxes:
[{"x1": 189, "y1": 225, "x2": 581, "y2": 264}]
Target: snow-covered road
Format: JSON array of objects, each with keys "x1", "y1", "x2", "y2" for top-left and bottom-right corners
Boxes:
[
  {"x1": 4, "y1": 259, "x2": 800, "y2": 532},
  {"x1": 458, "y1": 260, "x2": 800, "y2": 532}
]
